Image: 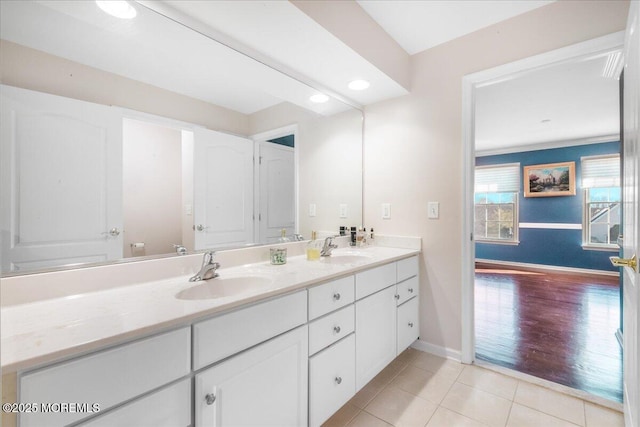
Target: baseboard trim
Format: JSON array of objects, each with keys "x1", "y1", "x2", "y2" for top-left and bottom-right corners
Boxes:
[
  {"x1": 475, "y1": 259, "x2": 619, "y2": 277},
  {"x1": 411, "y1": 339, "x2": 462, "y2": 362}
]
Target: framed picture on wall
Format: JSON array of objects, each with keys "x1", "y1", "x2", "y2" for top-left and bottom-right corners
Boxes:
[{"x1": 523, "y1": 161, "x2": 576, "y2": 197}]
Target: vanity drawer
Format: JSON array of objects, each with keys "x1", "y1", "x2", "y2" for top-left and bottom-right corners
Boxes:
[
  {"x1": 396, "y1": 275, "x2": 419, "y2": 306},
  {"x1": 309, "y1": 334, "x2": 356, "y2": 427},
  {"x1": 355, "y1": 263, "x2": 396, "y2": 300},
  {"x1": 397, "y1": 297, "x2": 419, "y2": 354},
  {"x1": 308, "y1": 275, "x2": 355, "y2": 320},
  {"x1": 309, "y1": 305, "x2": 355, "y2": 356},
  {"x1": 19, "y1": 327, "x2": 191, "y2": 427},
  {"x1": 193, "y1": 290, "x2": 307, "y2": 370},
  {"x1": 397, "y1": 255, "x2": 419, "y2": 283},
  {"x1": 78, "y1": 379, "x2": 191, "y2": 427}
]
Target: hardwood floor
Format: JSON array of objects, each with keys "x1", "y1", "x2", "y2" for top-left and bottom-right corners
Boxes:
[{"x1": 474, "y1": 263, "x2": 622, "y2": 402}]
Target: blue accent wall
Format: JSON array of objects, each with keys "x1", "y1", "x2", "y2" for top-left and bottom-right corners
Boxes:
[{"x1": 476, "y1": 141, "x2": 620, "y2": 272}]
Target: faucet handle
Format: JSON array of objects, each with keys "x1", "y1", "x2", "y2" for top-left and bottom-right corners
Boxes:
[{"x1": 204, "y1": 251, "x2": 216, "y2": 263}]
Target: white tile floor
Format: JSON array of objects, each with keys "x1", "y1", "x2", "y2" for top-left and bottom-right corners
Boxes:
[{"x1": 323, "y1": 348, "x2": 624, "y2": 427}]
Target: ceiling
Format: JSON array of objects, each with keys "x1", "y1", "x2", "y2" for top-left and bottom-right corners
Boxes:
[
  {"x1": 2, "y1": 1, "x2": 620, "y2": 149},
  {"x1": 356, "y1": 0, "x2": 555, "y2": 54}
]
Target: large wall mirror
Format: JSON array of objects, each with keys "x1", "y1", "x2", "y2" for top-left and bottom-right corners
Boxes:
[{"x1": 0, "y1": 1, "x2": 363, "y2": 275}]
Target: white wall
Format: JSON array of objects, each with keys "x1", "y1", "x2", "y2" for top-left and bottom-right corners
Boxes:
[
  {"x1": 123, "y1": 119, "x2": 183, "y2": 257},
  {"x1": 363, "y1": 0, "x2": 629, "y2": 355}
]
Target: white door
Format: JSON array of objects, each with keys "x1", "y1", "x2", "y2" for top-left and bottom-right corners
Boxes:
[
  {"x1": 193, "y1": 128, "x2": 253, "y2": 250},
  {"x1": 257, "y1": 141, "x2": 295, "y2": 243},
  {"x1": 621, "y1": 2, "x2": 640, "y2": 425},
  {"x1": 0, "y1": 85, "x2": 123, "y2": 273},
  {"x1": 195, "y1": 326, "x2": 308, "y2": 427}
]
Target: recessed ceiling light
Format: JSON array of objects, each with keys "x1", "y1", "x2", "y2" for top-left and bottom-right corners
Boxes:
[
  {"x1": 541, "y1": 119, "x2": 551, "y2": 123},
  {"x1": 348, "y1": 79, "x2": 370, "y2": 91},
  {"x1": 310, "y1": 94, "x2": 329, "y2": 103},
  {"x1": 96, "y1": 1, "x2": 137, "y2": 19}
]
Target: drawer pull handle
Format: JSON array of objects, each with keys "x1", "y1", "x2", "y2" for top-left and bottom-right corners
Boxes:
[
  {"x1": 334, "y1": 326, "x2": 341, "y2": 334},
  {"x1": 395, "y1": 294, "x2": 400, "y2": 300},
  {"x1": 408, "y1": 288, "x2": 414, "y2": 293},
  {"x1": 205, "y1": 393, "x2": 216, "y2": 405},
  {"x1": 335, "y1": 376, "x2": 342, "y2": 385},
  {"x1": 333, "y1": 293, "x2": 341, "y2": 301},
  {"x1": 408, "y1": 322, "x2": 414, "y2": 328}
]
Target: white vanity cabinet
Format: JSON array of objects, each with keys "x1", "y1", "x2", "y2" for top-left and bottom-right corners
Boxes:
[
  {"x1": 18, "y1": 327, "x2": 191, "y2": 427},
  {"x1": 308, "y1": 277, "x2": 356, "y2": 427},
  {"x1": 396, "y1": 256, "x2": 420, "y2": 355},
  {"x1": 355, "y1": 256, "x2": 420, "y2": 390},
  {"x1": 193, "y1": 290, "x2": 309, "y2": 427},
  {"x1": 195, "y1": 326, "x2": 308, "y2": 427}
]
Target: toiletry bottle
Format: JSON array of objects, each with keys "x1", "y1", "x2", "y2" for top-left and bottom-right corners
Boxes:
[
  {"x1": 278, "y1": 228, "x2": 290, "y2": 243},
  {"x1": 370, "y1": 228, "x2": 375, "y2": 242},
  {"x1": 306, "y1": 231, "x2": 321, "y2": 260},
  {"x1": 350, "y1": 227, "x2": 357, "y2": 246},
  {"x1": 362, "y1": 228, "x2": 368, "y2": 246},
  {"x1": 356, "y1": 227, "x2": 364, "y2": 247}
]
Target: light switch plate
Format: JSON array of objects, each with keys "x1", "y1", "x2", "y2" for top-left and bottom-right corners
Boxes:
[
  {"x1": 382, "y1": 203, "x2": 391, "y2": 219},
  {"x1": 309, "y1": 203, "x2": 316, "y2": 217},
  {"x1": 339, "y1": 204, "x2": 348, "y2": 218},
  {"x1": 428, "y1": 202, "x2": 439, "y2": 219}
]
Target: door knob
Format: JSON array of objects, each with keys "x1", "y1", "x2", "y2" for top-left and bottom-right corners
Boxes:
[
  {"x1": 610, "y1": 255, "x2": 637, "y2": 272},
  {"x1": 196, "y1": 224, "x2": 209, "y2": 232},
  {"x1": 205, "y1": 393, "x2": 216, "y2": 405},
  {"x1": 102, "y1": 227, "x2": 120, "y2": 237}
]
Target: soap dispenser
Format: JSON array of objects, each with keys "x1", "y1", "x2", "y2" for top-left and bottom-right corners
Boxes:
[{"x1": 306, "y1": 231, "x2": 321, "y2": 260}]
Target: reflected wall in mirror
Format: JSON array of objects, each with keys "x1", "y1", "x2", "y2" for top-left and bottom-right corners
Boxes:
[{"x1": 0, "y1": 1, "x2": 363, "y2": 275}]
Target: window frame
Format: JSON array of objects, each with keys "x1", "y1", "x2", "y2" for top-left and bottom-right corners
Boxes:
[
  {"x1": 474, "y1": 162, "x2": 521, "y2": 245},
  {"x1": 581, "y1": 154, "x2": 620, "y2": 251}
]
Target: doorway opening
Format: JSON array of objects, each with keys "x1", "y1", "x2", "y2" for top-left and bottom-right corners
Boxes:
[{"x1": 462, "y1": 32, "x2": 625, "y2": 403}]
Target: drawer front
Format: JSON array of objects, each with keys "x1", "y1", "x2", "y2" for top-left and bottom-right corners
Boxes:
[
  {"x1": 397, "y1": 297, "x2": 419, "y2": 354},
  {"x1": 309, "y1": 305, "x2": 355, "y2": 356},
  {"x1": 355, "y1": 263, "x2": 396, "y2": 300},
  {"x1": 396, "y1": 276, "x2": 419, "y2": 306},
  {"x1": 309, "y1": 334, "x2": 356, "y2": 427},
  {"x1": 19, "y1": 327, "x2": 191, "y2": 427},
  {"x1": 308, "y1": 275, "x2": 355, "y2": 320},
  {"x1": 193, "y1": 290, "x2": 307, "y2": 370},
  {"x1": 397, "y1": 255, "x2": 419, "y2": 283},
  {"x1": 78, "y1": 379, "x2": 191, "y2": 427}
]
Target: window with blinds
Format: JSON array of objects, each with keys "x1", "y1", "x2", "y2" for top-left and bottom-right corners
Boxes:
[
  {"x1": 581, "y1": 154, "x2": 621, "y2": 248},
  {"x1": 474, "y1": 163, "x2": 520, "y2": 243}
]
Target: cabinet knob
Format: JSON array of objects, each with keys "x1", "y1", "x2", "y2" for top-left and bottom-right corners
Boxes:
[
  {"x1": 334, "y1": 326, "x2": 341, "y2": 334},
  {"x1": 408, "y1": 322, "x2": 414, "y2": 328},
  {"x1": 333, "y1": 293, "x2": 341, "y2": 301},
  {"x1": 408, "y1": 288, "x2": 414, "y2": 293},
  {"x1": 205, "y1": 393, "x2": 216, "y2": 405},
  {"x1": 335, "y1": 376, "x2": 342, "y2": 385},
  {"x1": 395, "y1": 294, "x2": 400, "y2": 300}
]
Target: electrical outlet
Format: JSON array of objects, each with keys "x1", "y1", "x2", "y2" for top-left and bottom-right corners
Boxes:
[
  {"x1": 339, "y1": 204, "x2": 348, "y2": 218},
  {"x1": 428, "y1": 201, "x2": 439, "y2": 219},
  {"x1": 309, "y1": 203, "x2": 316, "y2": 217},
  {"x1": 382, "y1": 203, "x2": 391, "y2": 219}
]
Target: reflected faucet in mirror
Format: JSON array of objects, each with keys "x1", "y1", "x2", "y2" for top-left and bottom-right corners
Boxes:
[
  {"x1": 173, "y1": 244, "x2": 188, "y2": 256},
  {"x1": 190, "y1": 251, "x2": 221, "y2": 282}
]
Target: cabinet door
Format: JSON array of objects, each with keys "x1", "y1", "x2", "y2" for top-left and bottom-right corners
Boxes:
[
  {"x1": 397, "y1": 297, "x2": 419, "y2": 354},
  {"x1": 355, "y1": 286, "x2": 397, "y2": 390},
  {"x1": 309, "y1": 335, "x2": 356, "y2": 427},
  {"x1": 195, "y1": 326, "x2": 308, "y2": 427}
]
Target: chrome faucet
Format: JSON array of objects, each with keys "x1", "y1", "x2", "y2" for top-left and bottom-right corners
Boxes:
[
  {"x1": 172, "y1": 244, "x2": 187, "y2": 255},
  {"x1": 189, "y1": 251, "x2": 221, "y2": 282},
  {"x1": 320, "y1": 236, "x2": 338, "y2": 257}
]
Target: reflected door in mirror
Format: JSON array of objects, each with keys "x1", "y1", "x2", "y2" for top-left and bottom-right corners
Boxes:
[{"x1": 0, "y1": 85, "x2": 123, "y2": 273}]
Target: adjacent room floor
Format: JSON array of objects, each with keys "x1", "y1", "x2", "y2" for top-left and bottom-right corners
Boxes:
[
  {"x1": 323, "y1": 348, "x2": 623, "y2": 427},
  {"x1": 474, "y1": 263, "x2": 622, "y2": 403}
]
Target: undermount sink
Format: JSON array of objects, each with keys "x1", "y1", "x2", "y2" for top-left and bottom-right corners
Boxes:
[
  {"x1": 176, "y1": 276, "x2": 273, "y2": 300},
  {"x1": 319, "y1": 253, "x2": 372, "y2": 264}
]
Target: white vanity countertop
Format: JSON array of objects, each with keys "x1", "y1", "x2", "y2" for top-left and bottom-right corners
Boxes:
[{"x1": 1, "y1": 245, "x2": 419, "y2": 373}]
